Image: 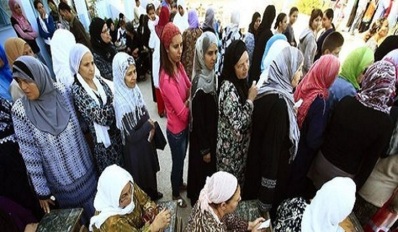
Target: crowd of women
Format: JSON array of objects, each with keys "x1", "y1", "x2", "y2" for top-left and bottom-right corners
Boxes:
[{"x1": 1, "y1": 0, "x2": 398, "y2": 231}]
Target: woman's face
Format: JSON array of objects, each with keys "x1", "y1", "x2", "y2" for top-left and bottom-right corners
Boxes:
[
  {"x1": 322, "y1": 14, "x2": 332, "y2": 29},
  {"x1": 14, "y1": 3, "x2": 23, "y2": 16},
  {"x1": 16, "y1": 78, "x2": 40, "y2": 100},
  {"x1": 23, "y1": 44, "x2": 35, "y2": 56},
  {"x1": 36, "y1": 2, "x2": 46, "y2": 16},
  {"x1": 290, "y1": 11, "x2": 298, "y2": 24},
  {"x1": 254, "y1": 17, "x2": 261, "y2": 31},
  {"x1": 100, "y1": 23, "x2": 112, "y2": 44},
  {"x1": 223, "y1": 186, "x2": 241, "y2": 215},
  {"x1": 204, "y1": 43, "x2": 218, "y2": 70},
  {"x1": 279, "y1": 15, "x2": 288, "y2": 32},
  {"x1": 148, "y1": 9, "x2": 156, "y2": 21},
  {"x1": 166, "y1": 34, "x2": 183, "y2": 64},
  {"x1": 124, "y1": 64, "x2": 137, "y2": 88},
  {"x1": 110, "y1": 23, "x2": 115, "y2": 31},
  {"x1": 234, "y1": 51, "x2": 250, "y2": 80},
  {"x1": 119, "y1": 183, "x2": 133, "y2": 208},
  {"x1": 78, "y1": 52, "x2": 95, "y2": 81},
  {"x1": 311, "y1": 16, "x2": 322, "y2": 31},
  {"x1": 291, "y1": 63, "x2": 303, "y2": 88},
  {"x1": 378, "y1": 20, "x2": 389, "y2": 37}
]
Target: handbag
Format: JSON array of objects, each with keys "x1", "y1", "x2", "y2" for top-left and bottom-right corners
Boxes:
[{"x1": 154, "y1": 121, "x2": 167, "y2": 150}]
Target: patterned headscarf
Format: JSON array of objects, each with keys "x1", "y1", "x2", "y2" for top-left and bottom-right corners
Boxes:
[
  {"x1": 259, "y1": 46, "x2": 303, "y2": 160},
  {"x1": 112, "y1": 52, "x2": 147, "y2": 145},
  {"x1": 198, "y1": 171, "x2": 238, "y2": 219},
  {"x1": 188, "y1": 9, "x2": 199, "y2": 29},
  {"x1": 12, "y1": 56, "x2": 70, "y2": 135},
  {"x1": 294, "y1": 55, "x2": 340, "y2": 128},
  {"x1": 340, "y1": 46, "x2": 374, "y2": 90},
  {"x1": 90, "y1": 165, "x2": 135, "y2": 230},
  {"x1": 383, "y1": 49, "x2": 398, "y2": 79},
  {"x1": 161, "y1": 22, "x2": 181, "y2": 50},
  {"x1": 356, "y1": 60, "x2": 396, "y2": 114},
  {"x1": 4, "y1": 37, "x2": 26, "y2": 66}
]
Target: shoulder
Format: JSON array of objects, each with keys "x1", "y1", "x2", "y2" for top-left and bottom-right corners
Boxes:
[{"x1": 11, "y1": 98, "x2": 25, "y2": 117}]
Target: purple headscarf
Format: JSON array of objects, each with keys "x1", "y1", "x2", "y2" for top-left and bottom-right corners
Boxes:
[
  {"x1": 383, "y1": 49, "x2": 398, "y2": 81},
  {"x1": 188, "y1": 9, "x2": 199, "y2": 29}
]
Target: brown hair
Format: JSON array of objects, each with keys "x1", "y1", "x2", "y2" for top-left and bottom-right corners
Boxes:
[
  {"x1": 160, "y1": 43, "x2": 180, "y2": 77},
  {"x1": 309, "y1": 8, "x2": 323, "y2": 28}
]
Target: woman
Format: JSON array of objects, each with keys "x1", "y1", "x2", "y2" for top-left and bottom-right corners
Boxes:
[
  {"x1": 298, "y1": 9, "x2": 323, "y2": 75},
  {"x1": 274, "y1": 13, "x2": 288, "y2": 34},
  {"x1": 89, "y1": 17, "x2": 117, "y2": 80},
  {"x1": 187, "y1": 32, "x2": 218, "y2": 206},
  {"x1": 33, "y1": 0, "x2": 55, "y2": 56},
  {"x1": 4, "y1": 37, "x2": 35, "y2": 102},
  {"x1": 249, "y1": 5, "x2": 276, "y2": 83},
  {"x1": 90, "y1": 165, "x2": 171, "y2": 232},
  {"x1": 47, "y1": 0, "x2": 60, "y2": 26},
  {"x1": 245, "y1": 12, "x2": 261, "y2": 64},
  {"x1": 374, "y1": 35, "x2": 398, "y2": 61},
  {"x1": 112, "y1": 52, "x2": 162, "y2": 201},
  {"x1": 51, "y1": 29, "x2": 76, "y2": 88},
  {"x1": 283, "y1": 7, "x2": 299, "y2": 47},
  {"x1": 181, "y1": 9, "x2": 202, "y2": 80},
  {"x1": 243, "y1": 46, "x2": 303, "y2": 218},
  {"x1": 201, "y1": 7, "x2": 217, "y2": 34},
  {"x1": 106, "y1": 19, "x2": 118, "y2": 44},
  {"x1": 308, "y1": 60, "x2": 395, "y2": 191},
  {"x1": 314, "y1": 9, "x2": 334, "y2": 61},
  {"x1": 159, "y1": 22, "x2": 191, "y2": 207},
  {"x1": 217, "y1": 40, "x2": 257, "y2": 186},
  {"x1": 70, "y1": 44, "x2": 123, "y2": 174},
  {"x1": 329, "y1": 46, "x2": 374, "y2": 107},
  {"x1": 274, "y1": 177, "x2": 356, "y2": 232},
  {"x1": 186, "y1": 171, "x2": 265, "y2": 231},
  {"x1": 260, "y1": 34, "x2": 288, "y2": 77},
  {"x1": 8, "y1": 0, "x2": 41, "y2": 57},
  {"x1": 288, "y1": 55, "x2": 340, "y2": 198},
  {"x1": 0, "y1": 45, "x2": 13, "y2": 102},
  {"x1": 366, "y1": 18, "x2": 390, "y2": 52},
  {"x1": 11, "y1": 56, "x2": 97, "y2": 224}
]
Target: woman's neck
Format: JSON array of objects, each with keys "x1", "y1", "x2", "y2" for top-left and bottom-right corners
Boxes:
[{"x1": 84, "y1": 78, "x2": 97, "y2": 91}]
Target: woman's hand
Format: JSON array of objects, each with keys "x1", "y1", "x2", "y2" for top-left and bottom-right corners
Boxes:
[
  {"x1": 248, "y1": 217, "x2": 265, "y2": 231},
  {"x1": 39, "y1": 198, "x2": 55, "y2": 214},
  {"x1": 248, "y1": 81, "x2": 258, "y2": 102},
  {"x1": 150, "y1": 209, "x2": 171, "y2": 231},
  {"x1": 203, "y1": 153, "x2": 211, "y2": 163}
]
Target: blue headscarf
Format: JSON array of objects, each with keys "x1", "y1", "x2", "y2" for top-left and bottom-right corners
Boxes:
[
  {"x1": 261, "y1": 34, "x2": 287, "y2": 72},
  {"x1": 0, "y1": 44, "x2": 12, "y2": 101}
]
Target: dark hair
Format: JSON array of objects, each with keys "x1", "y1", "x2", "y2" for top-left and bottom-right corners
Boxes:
[
  {"x1": 125, "y1": 22, "x2": 135, "y2": 33},
  {"x1": 309, "y1": 8, "x2": 323, "y2": 28},
  {"x1": 33, "y1": 0, "x2": 43, "y2": 9},
  {"x1": 48, "y1": 0, "x2": 56, "y2": 4},
  {"x1": 289, "y1": 6, "x2": 299, "y2": 16},
  {"x1": 58, "y1": 2, "x2": 71, "y2": 12},
  {"x1": 160, "y1": 43, "x2": 180, "y2": 77},
  {"x1": 146, "y1": 3, "x2": 155, "y2": 13},
  {"x1": 248, "y1": 12, "x2": 261, "y2": 34},
  {"x1": 322, "y1": 31, "x2": 344, "y2": 54},
  {"x1": 274, "y1": 13, "x2": 287, "y2": 30},
  {"x1": 324, "y1": 8, "x2": 334, "y2": 20},
  {"x1": 169, "y1": 11, "x2": 177, "y2": 22}
]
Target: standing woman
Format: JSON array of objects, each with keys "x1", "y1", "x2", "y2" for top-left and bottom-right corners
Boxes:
[
  {"x1": 181, "y1": 9, "x2": 202, "y2": 80},
  {"x1": 70, "y1": 44, "x2": 123, "y2": 174},
  {"x1": 217, "y1": 40, "x2": 258, "y2": 186},
  {"x1": 11, "y1": 56, "x2": 97, "y2": 224},
  {"x1": 288, "y1": 55, "x2": 340, "y2": 198},
  {"x1": 159, "y1": 22, "x2": 191, "y2": 207},
  {"x1": 33, "y1": 0, "x2": 55, "y2": 56},
  {"x1": 274, "y1": 13, "x2": 288, "y2": 34},
  {"x1": 8, "y1": 0, "x2": 41, "y2": 58},
  {"x1": 314, "y1": 9, "x2": 334, "y2": 61},
  {"x1": 187, "y1": 32, "x2": 218, "y2": 206},
  {"x1": 283, "y1": 7, "x2": 299, "y2": 47},
  {"x1": 243, "y1": 46, "x2": 303, "y2": 218},
  {"x1": 112, "y1": 52, "x2": 162, "y2": 201},
  {"x1": 245, "y1": 12, "x2": 261, "y2": 64},
  {"x1": 89, "y1": 17, "x2": 117, "y2": 81},
  {"x1": 298, "y1": 9, "x2": 323, "y2": 75}
]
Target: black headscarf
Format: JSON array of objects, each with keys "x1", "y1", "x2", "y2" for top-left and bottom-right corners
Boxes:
[
  {"x1": 374, "y1": 35, "x2": 398, "y2": 61},
  {"x1": 249, "y1": 5, "x2": 276, "y2": 83},
  {"x1": 221, "y1": 40, "x2": 249, "y2": 105},
  {"x1": 248, "y1": 12, "x2": 261, "y2": 35},
  {"x1": 89, "y1": 17, "x2": 117, "y2": 62},
  {"x1": 106, "y1": 18, "x2": 118, "y2": 43}
]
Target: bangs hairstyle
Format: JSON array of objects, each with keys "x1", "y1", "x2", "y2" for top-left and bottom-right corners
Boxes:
[
  {"x1": 146, "y1": 3, "x2": 155, "y2": 13},
  {"x1": 322, "y1": 31, "x2": 344, "y2": 54},
  {"x1": 309, "y1": 8, "x2": 323, "y2": 28}
]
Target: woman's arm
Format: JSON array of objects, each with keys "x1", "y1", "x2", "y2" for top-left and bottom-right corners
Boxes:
[{"x1": 161, "y1": 76, "x2": 190, "y2": 124}]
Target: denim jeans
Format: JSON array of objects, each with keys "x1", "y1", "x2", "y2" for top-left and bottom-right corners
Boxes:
[{"x1": 167, "y1": 128, "x2": 188, "y2": 197}]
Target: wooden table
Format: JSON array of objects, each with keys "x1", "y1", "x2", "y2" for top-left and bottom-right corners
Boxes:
[{"x1": 36, "y1": 208, "x2": 83, "y2": 232}]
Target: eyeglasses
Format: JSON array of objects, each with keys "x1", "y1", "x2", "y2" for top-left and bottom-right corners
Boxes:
[{"x1": 101, "y1": 28, "x2": 110, "y2": 34}]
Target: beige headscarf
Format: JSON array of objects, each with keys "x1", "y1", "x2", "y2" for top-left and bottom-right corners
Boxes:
[{"x1": 4, "y1": 37, "x2": 26, "y2": 67}]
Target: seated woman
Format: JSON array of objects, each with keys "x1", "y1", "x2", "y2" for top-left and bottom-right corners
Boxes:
[
  {"x1": 186, "y1": 171, "x2": 265, "y2": 231},
  {"x1": 274, "y1": 177, "x2": 356, "y2": 232},
  {"x1": 90, "y1": 165, "x2": 171, "y2": 232}
]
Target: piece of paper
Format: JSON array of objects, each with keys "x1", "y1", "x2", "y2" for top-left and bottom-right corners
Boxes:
[{"x1": 258, "y1": 219, "x2": 270, "y2": 230}]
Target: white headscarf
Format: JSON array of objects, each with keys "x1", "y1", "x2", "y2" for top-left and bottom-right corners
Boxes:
[
  {"x1": 51, "y1": 29, "x2": 76, "y2": 88},
  {"x1": 112, "y1": 52, "x2": 147, "y2": 145},
  {"x1": 69, "y1": 43, "x2": 111, "y2": 148},
  {"x1": 198, "y1": 171, "x2": 238, "y2": 222},
  {"x1": 173, "y1": 0, "x2": 189, "y2": 33},
  {"x1": 301, "y1": 177, "x2": 356, "y2": 232},
  {"x1": 89, "y1": 165, "x2": 135, "y2": 231}
]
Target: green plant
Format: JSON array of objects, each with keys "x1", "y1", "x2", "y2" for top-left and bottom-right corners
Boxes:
[{"x1": 295, "y1": 0, "x2": 324, "y2": 15}]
